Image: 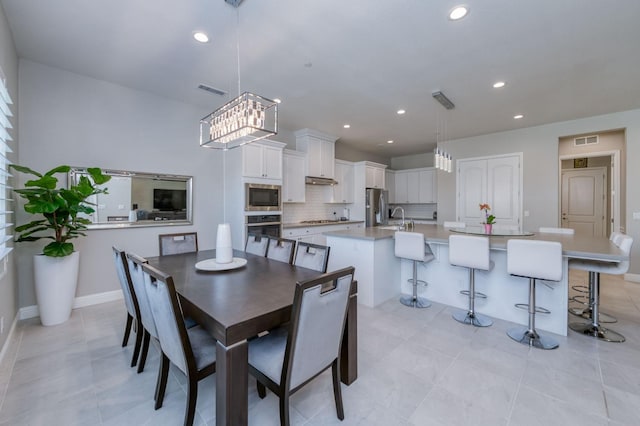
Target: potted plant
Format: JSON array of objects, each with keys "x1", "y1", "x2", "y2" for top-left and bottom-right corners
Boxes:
[
  {"x1": 479, "y1": 203, "x2": 496, "y2": 234},
  {"x1": 10, "y1": 164, "x2": 111, "y2": 326}
]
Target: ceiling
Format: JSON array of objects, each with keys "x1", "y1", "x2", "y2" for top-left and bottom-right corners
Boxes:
[{"x1": 3, "y1": 0, "x2": 640, "y2": 157}]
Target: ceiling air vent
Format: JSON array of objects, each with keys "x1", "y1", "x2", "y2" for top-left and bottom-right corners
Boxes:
[
  {"x1": 574, "y1": 135, "x2": 599, "y2": 146},
  {"x1": 197, "y1": 84, "x2": 227, "y2": 96}
]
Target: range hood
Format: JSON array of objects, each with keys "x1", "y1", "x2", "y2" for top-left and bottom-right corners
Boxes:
[{"x1": 305, "y1": 176, "x2": 338, "y2": 185}]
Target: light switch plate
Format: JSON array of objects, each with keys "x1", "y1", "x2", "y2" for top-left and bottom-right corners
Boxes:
[{"x1": 633, "y1": 212, "x2": 640, "y2": 220}]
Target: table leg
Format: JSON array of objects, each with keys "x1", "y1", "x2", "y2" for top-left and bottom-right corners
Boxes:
[
  {"x1": 341, "y1": 288, "x2": 358, "y2": 385},
  {"x1": 216, "y1": 340, "x2": 248, "y2": 426}
]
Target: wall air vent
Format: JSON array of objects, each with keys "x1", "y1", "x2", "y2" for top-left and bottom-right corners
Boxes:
[
  {"x1": 574, "y1": 135, "x2": 599, "y2": 146},
  {"x1": 198, "y1": 84, "x2": 227, "y2": 96}
]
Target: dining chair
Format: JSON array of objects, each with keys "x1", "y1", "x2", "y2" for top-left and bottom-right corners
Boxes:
[
  {"x1": 245, "y1": 233, "x2": 269, "y2": 256},
  {"x1": 248, "y1": 266, "x2": 356, "y2": 426},
  {"x1": 158, "y1": 232, "x2": 198, "y2": 256},
  {"x1": 293, "y1": 242, "x2": 330, "y2": 272},
  {"x1": 112, "y1": 246, "x2": 143, "y2": 368},
  {"x1": 266, "y1": 237, "x2": 296, "y2": 264},
  {"x1": 142, "y1": 262, "x2": 217, "y2": 426}
]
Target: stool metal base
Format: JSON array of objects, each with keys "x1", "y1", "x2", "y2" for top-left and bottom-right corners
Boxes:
[
  {"x1": 507, "y1": 326, "x2": 559, "y2": 350},
  {"x1": 400, "y1": 295, "x2": 431, "y2": 308},
  {"x1": 568, "y1": 322, "x2": 625, "y2": 343},
  {"x1": 452, "y1": 309, "x2": 492, "y2": 327},
  {"x1": 568, "y1": 306, "x2": 617, "y2": 323}
]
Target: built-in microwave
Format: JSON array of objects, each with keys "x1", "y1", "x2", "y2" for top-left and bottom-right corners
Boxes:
[{"x1": 245, "y1": 183, "x2": 282, "y2": 211}]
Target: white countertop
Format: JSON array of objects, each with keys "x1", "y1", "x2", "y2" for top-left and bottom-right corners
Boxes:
[{"x1": 282, "y1": 220, "x2": 364, "y2": 229}]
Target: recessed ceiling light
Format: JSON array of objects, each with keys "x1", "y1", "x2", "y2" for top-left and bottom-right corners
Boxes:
[
  {"x1": 397, "y1": 109, "x2": 406, "y2": 115},
  {"x1": 493, "y1": 81, "x2": 506, "y2": 88},
  {"x1": 387, "y1": 140, "x2": 394, "y2": 144},
  {"x1": 273, "y1": 98, "x2": 282, "y2": 104},
  {"x1": 449, "y1": 5, "x2": 469, "y2": 21},
  {"x1": 193, "y1": 32, "x2": 209, "y2": 43},
  {"x1": 343, "y1": 124, "x2": 351, "y2": 129},
  {"x1": 514, "y1": 114, "x2": 524, "y2": 119}
]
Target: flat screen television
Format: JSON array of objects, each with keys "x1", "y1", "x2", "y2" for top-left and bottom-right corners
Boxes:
[{"x1": 153, "y1": 189, "x2": 187, "y2": 211}]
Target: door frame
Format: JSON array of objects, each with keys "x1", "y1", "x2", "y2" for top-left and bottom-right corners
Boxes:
[{"x1": 558, "y1": 150, "x2": 620, "y2": 234}]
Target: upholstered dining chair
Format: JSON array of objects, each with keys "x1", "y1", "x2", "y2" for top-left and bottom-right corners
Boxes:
[
  {"x1": 158, "y1": 232, "x2": 198, "y2": 256},
  {"x1": 245, "y1": 233, "x2": 269, "y2": 256},
  {"x1": 125, "y1": 253, "x2": 155, "y2": 374},
  {"x1": 293, "y1": 242, "x2": 330, "y2": 272},
  {"x1": 248, "y1": 266, "x2": 356, "y2": 426},
  {"x1": 266, "y1": 237, "x2": 296, "y2": 264},
  {"x1": 112, "y1": 246, "x2": 143, "y2": 368},
  {"x1": 142, "y1": 263, "x2": 217, "y2": 426}
]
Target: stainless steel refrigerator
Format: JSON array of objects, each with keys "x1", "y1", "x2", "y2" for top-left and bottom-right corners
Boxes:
[{"x1": 365, "y1": 188, "x2": 389, "y2": 227}]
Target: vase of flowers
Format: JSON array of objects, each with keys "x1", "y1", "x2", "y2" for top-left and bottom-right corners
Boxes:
[{"x1": 479, "y1": 203, "x2": 496, "y2": 234}]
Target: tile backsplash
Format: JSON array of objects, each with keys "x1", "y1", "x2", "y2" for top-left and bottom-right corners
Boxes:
[
  {"x1": 389, "y1": 203, "x2": 437, "y2": 220},
  {"x1": 282, "y1": 185, "x2": 348, "y2": 223}
]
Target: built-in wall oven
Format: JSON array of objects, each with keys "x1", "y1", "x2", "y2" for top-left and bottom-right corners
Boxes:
[
  {"x1": 245, "y1": 183, "x2": 281, "y2": 211},
  {"x1": 246, "y1": 214, "x2": 281, "y2": 238}
]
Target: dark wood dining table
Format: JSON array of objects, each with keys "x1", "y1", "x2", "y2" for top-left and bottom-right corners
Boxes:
[{"x1": 147, "y1": 249, "x2": 358, "y2": 426}]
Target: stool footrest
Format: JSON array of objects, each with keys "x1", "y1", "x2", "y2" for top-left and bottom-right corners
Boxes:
[
  {"x1": 570, "y1": 284, "x2": 589, "y2": 293},
  {"x1": 570, "y1": 294, "x2": 589, "y2": 306},
  {"x1": 459, "y1": 290, "x2": 487, "y2": 299},
  {"x1": 514, "y1": 303, "x2": 550, "y2": 314},
  {"x1": 408, "y1": 279, "x2": 427, "y2": 287},
  {"x1": 567, "y1": 306, "x2": 618, "y2": 323}
]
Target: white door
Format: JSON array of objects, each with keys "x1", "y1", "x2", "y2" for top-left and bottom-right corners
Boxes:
[
  {"x1": 561, "y1": 168, "x2": 606, "y2": 237},
  {"x1": 457, "y1": 154, "x2": 521, "y2": 228}
]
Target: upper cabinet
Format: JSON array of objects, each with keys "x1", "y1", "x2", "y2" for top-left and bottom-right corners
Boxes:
[
  {"x1": 385, "y1": 170, "x2": 396, "y2": 203},
  {"x1": 242, "y1": 141, "x2": 285, "y2": 180},
  {"x1": 393, "y1": 167, "x2": 436, "y2": 203},
  {"x1": 295, "y1": 128, "x2": 338, "y2": 179},
  {"x1": 283, "y1": 150, "x2": 306, "y2": 203},
  {"x1": 365, "y1": 163, "x2": 386, "y2": 189},
  {"x1": 327, "y1": 160, "x2": 355, "y2": 203}
]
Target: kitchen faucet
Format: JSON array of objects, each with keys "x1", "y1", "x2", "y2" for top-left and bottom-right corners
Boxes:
[{"x1": 391, "y1": 206, "x2": 405, "y2": 230}]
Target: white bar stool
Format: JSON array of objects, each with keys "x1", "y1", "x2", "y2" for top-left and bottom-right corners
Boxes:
[
  {"x1": 395, "y1": 231, "x2": 434, "y2": 308},
  {"x1": 568, "y1": 234, "x2": 633, "y2": 342},
  {"x1": 506, "y1": 239, "x2": 563, "y2": 350},
  {"x1": 568, "y1": 231, "x2": 623, "y2": 324},
  {"x1": 449, "y1": 235, "x2": 493, "y2": 327}
]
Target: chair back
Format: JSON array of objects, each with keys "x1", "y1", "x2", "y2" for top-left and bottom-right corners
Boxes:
[
  {"x1": 294, "y1": 242, "x2": 330, "y2": 272},
  {"x1": 126, "y1": 252, "x2": 156, "y2": 338},
  {"x1": 610, "y1": 234, "x2": 633, "y2": 274},
  {"x1": 449, "y1": 235, "x2": 490, "y2": 270},
  {"x1": 266, "y1": 237, "x2": 296, "y2": 264},
  {"x1": 158, "y1": 232, "x2": 198, "y2": 256},
  {"x1": 142, "y1": 263, "x2": 195, "y2": 375},
  {"x1": 245, "y1": 234, "x2": 269, "y2": 256},
  {"x1": 444, "y1": 221, "x2": 466, "y2": 228},
  {"x1": 394, "y1": 231, "x2": 427, "y2": 262},
  {"x1": 610, "y1": 231, "x2": 623, "y2": 245},
  {"x1": 539, "y1": 227, "x2": 575, "y2": 235},
  {"x1": 283, "y1": 267, "x2": 355, "y2": 390},
  {"x1": 112, "y1": 247, "x2": 139, "y2": 319},
  {"x1": 507, "y1": 239, "x2": 563, "y2": 282}
]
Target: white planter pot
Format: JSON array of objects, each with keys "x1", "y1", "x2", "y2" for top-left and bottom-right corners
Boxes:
[{"x1": 33, "y1": 251, "x2": 80, "y2": 326}]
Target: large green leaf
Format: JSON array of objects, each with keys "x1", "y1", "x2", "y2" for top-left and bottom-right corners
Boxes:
[
  {"x1": 8, "y1": 164, "x2": 42, "y2": 178},
  {"x1": 24, "y1": 175, "x2": 58, "y2": 190},
  {"x1": 44, "y1": 165, "x2": 71, "y2": 176},
  {"x1": 43, "y1": 241, "x2": 74, "y2": 257}
]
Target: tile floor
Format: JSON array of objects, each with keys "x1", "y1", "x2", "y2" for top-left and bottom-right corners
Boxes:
[{"x1": 1, "y1": 270, "x2": 640, "y2": 425}]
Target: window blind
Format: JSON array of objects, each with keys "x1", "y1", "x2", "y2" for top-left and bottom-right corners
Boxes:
[{"x1": 0, "y1": 67, "x2": 14, "y2": 261}]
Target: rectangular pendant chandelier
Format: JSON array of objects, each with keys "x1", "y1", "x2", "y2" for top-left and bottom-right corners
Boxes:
[{"x1": 200, "y1": 92, "x2": 278, "y2": 150}]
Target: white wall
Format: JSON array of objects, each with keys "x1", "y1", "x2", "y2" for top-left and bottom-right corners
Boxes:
[
  {"x1": 438, "y1": 109, "x2": 640, "y2": 274},
  {"x1": 390, "y1": 152, "x2": 434, "y2": 170},
  {"x1": 16, "y1": 60, "x2": 224, "y2": 307}
]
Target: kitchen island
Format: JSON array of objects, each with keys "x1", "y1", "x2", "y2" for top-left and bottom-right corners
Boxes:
[{"x1": 325, "y1": 225, "x2": 627, "y2": 336}]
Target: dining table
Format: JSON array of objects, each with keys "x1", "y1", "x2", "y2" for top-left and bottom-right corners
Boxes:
[{"x1": 147, "y1": 249, "x2": 358, "y2": 426}]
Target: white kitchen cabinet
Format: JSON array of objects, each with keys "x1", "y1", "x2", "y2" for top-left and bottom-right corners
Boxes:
[
  {"x1": 327, "y1": 160, "x2": 354, "y2": 203},
  {"x1": 385, "y1": 170, "x2": 395, "y2": 203},
  {"x1": 283, "y1": 222, "x2": 363, "y2": 247},
  {"x1": 295, "y1": 128, "x2": 337, "y2": 179},
  {"x1": 457, "y1": 153, "x2": 522, "y2": 228},
  {"x1": 242, "y1": 142, "x2": 283, "y2": 180},
  {"x1": 365, "y1": 164, "x2": 385, "y2": 189},
  {"x1": 393, "y1": 168, "x2": 436, "y2": 203},
  {"x1": 283, "y1": 150, "x2": 306, "y2": 203}
]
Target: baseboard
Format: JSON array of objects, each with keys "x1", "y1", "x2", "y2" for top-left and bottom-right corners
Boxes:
[
  {"x1": 0, "y1": 314, "x2": 19, "y2": 368},
  {"x1": 625, "y1": 273, "x2": 640, "y2": 283},
  {"x1": 18, "y1": 289, "x2": 124, "y2": 320}
]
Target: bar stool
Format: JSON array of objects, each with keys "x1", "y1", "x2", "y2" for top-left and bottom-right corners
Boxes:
[
  {"x1": 568, "y1": 234, "x2": 633, "y2": 342},
  {"x1": 506, "y1": 239, "x2": 563, "y2": 350},
  {"x1": 449, "y1": 235, "x2": 493, "y2": 327},
  {"x1": 395, "y1": 231, "x2": 434, "y2": 308},
  {"x1": 568, "y1": 231, "x2": 622, "y2": 324}
]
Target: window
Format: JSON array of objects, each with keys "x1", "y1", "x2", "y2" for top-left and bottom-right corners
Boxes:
[{"x1": 0, "y1": 67, "x2": 14, "y2": 261}]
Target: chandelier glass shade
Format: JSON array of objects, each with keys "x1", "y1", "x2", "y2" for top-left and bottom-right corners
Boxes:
[
  {"x1": 200, "y1": 92, "x2": 278, "y2": 150},
  {"x1": 434, "y1": 148, "x2": 452, "y2": 173}
]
